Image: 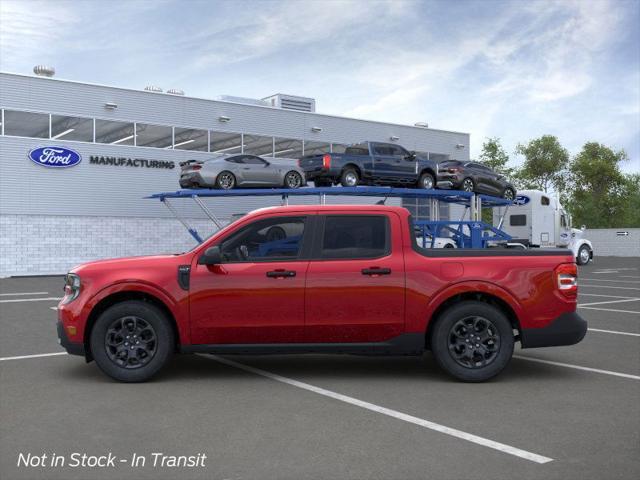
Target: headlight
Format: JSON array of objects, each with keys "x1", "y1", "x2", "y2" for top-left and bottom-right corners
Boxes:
[{"x1": 62, "y1": 273, "x2": 81, "y2": 304}]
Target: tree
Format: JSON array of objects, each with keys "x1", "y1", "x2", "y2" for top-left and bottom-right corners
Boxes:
[
  {"x1": 566, "y1": 142, "x2": 634, "y2": 228},
  {"x1": 479, "y1": 137, "x2": 513, "y2": 176},
  {"x1": 515, "y1": 135, "x2": 569, "y2": 193}
]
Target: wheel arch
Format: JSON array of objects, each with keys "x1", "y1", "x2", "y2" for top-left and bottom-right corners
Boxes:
[
  {"x1": 83, "y1": 290, "x2": 181, "y2": 361},
  {"x1": 419, "y1": 167, "x2": 436, "y2": 179},
  {"x1": 342, "y1": 163, "x2": 362, "y2": 177},
  {"x1": 425, "y1": 290, "x2": 522, "y2": 348}
]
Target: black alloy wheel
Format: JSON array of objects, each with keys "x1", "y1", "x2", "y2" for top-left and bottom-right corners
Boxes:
[
  {"x1": 462, "y1": 178, "x2": 475, "y2": 192},
  {"x1": 216, "y1": 171, "x2": 236, "y2": 189},
  {"x1": 503, "y1": 188, "x2": 515, "y2": 201},
  {"x1": 105, "y1": 316, "x2": 157, "y2": 369},
  {"x1": 284, "y1": 171, "x2": 303, "y2": 189}
]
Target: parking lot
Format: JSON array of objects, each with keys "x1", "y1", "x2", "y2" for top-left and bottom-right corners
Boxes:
[{"x1": 1, "y1": 256, "x2": 638, "y2": 480}]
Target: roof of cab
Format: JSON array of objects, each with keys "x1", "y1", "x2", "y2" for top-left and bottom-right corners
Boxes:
[{"x1": 249, "y1": 204, "x2": 410, "y2": 216}]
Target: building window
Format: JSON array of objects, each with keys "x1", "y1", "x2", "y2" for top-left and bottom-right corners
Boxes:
[
  {"x1": 210, "y1": 131, "x2": 243, "y2": 154},
  {"x1": 303, "y1": 140, "x2": 331, "y2": 156},
  {"x1": 3, "y1": 110, "x2": 49, "y2": 138},
  {"x1": 135, "y1": 123, "x2": 173, "y2": 149},
  {"x1": 173, "y1": 127, "x2": 208, "y2": 151},
  {"x1": 244, "y1": 134, "x2": 274, "y2": 156},
  {"x1": 95, "y1": 119, "x2": 135, "y2": 145},
  {"x1": 51, "y1": 115, "x2": 94, "y2": 142},
  {"x1": 273, "y1": 137, "x2": 303, "y2": 159}
]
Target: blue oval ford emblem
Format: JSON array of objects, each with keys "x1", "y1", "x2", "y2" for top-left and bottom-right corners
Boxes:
[
  {"x1": 514, "y1": 195, "x2": 530, "y2": 206},
  {"x1": 28, "y1": 146, "x2": 82, "y2": 168}
]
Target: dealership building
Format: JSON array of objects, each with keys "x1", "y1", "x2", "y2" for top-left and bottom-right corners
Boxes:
[{"x1": 0, "y1": 70, "x2": 470, "y2": 276}]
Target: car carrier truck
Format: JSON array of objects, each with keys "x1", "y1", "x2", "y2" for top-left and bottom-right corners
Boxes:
[{"x1": 493, "y1": 190, "x2": 594, "y2": 265}]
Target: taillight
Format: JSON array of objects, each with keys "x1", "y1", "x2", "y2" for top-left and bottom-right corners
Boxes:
[
  {"x1": 322, "y1": 154, "x2": 331, "y2": 169},
  {"x1": 297, "y1": 159, "x2": 302, "y2": 167},
  {"x1": 555, "y1": 263, "x2": 578, "y2": 297},
  {"x1": 448, "y1": 167, "x2": 460, "y2": 173},
  {"x1": 192, "y1": 165, "x2": 202, "y2": 171}
]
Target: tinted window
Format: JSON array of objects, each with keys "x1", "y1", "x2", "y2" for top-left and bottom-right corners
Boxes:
[
  {"x1": 373, "y1": 145, "x2": 394, "y2": 155},
  {"x1": 321, "y1": 216, "x2": 389, "y2": 259},
  {"x1": 95, "y1": 119, "x2": 134, "y2": 145},
  {"x1": 243, "y1": 155, "x2": 267, "y2": 165},
  {"x1": 220, "y1": 217, "x2": 306, "y2": 262},
  {"x1": 345, "y1": 143, "x2": 369, "y2": 155},
  {"x1": 225, "y1": 156, "x2": 245, "y2": 164},
  {"x1": 136, "y1": 123, "x2": 173, "y2": 148},
  {"x1": 388, "y1": 145, "x2": 408, "y2": 157},
  {"x1": 51, "y1": 114, "x2": 94, "y2": 142},
  {"x1": 4, "y1": 110, "x2": 49, "y2": 138},
  {"x1": 510, "y1": 215, "x2": 527, "y2": 226},
  {"x1": 541, "y1": 196, "x2": 550, "y2": 206}
]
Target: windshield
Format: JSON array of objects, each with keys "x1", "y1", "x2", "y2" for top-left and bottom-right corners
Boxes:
[{"x1": 187, "y1": 212, "x2": 249, "y2": 251}]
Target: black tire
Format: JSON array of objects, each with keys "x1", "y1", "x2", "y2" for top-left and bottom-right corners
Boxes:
[
  {"x1": 444, "y1": 243, "x2": 455, "y2": 249},
  {"x1": 90, "y1": 300, "x2": 174, "y2": 382},
  {"x1": 576, "y1": 244, "x2": 591, "y2": 265},
  {"x1": 461, "y1": 177, "x2": 475, "y2": 193},
  {"x1": 418, "y1": 172, "x2": 435, "y2": 189},
  {"x1": 340, "y1": 168, "x2": 359, "y2": 187},
  {"x1": 216, "y1": 171, "x2": 236, "y2": 190},
  {"x1": 430, "y1": 301, "x2": 514, "y2": 382},
  {"x1": 503, "y1": 187, "x2": 515, "y2": 200},
  {"x1": 284, "y1": 171, "x2": 303, "y2": 189}
]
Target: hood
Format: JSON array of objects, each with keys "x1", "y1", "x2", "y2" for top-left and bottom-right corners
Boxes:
[{"x1": 70, "y1": 254, "x2": 188, "y2": 275}]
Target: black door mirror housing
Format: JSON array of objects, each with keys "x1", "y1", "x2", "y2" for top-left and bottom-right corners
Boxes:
[
  {"x1": 405, "y1": 151, "x2": 416, "y2": 160},
  {"x1": 198, "y1": 246, "x2": 222, "y2": 265}
]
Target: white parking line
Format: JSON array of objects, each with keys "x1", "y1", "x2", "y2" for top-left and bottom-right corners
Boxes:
[
  {"x1": 579, "y1": 298, "x2": 640, "y2": 307},
  {"x1": 588, "y1": 328, "x2": 640, "y2": 337},
  {"x1": 514, "y1": 356, "x2": 640, "y2": 380},
  {"x1": 579, "y1": 284, "x2": 640, "y2": 291},
  {"x1": 579, "y1": 306, "x2": 640, "y2": 314},
  {"x1": 0, "y1": 297, "x2": 61, "y2": 303},
  {"x1": 0, "y1": 352, "x2": 67, "y2": 362},
  {"x1": 0, "y1": 291, "x2": 49, "y2": 296},
  {"x1": 206, "y1": 355, "x2": 553, "y2": 464},
  {"x1": 579, "y1": 293, "x2": 637, "y2": 299},
  {"x1": 50, "y1": 307, "x2": 57, "y2": 311},
  {"x1": 581, "y1": 279, "x2": 640, "y2": 284}
]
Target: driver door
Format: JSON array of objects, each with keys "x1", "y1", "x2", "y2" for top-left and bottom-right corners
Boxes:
[
  {"x1": 242, "y1": 155, "x2": 279, "y2": 185},
  {"x1": 189, "y1": 215, "x2": 312, "y2": 344}
]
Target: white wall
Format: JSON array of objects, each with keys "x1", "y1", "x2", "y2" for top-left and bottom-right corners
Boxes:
[{"x1": 586, "y1": 228, "x2": 640, "y2": 257}]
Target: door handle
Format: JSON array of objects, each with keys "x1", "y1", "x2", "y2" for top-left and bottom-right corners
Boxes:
[
  {"x1": 243, "y1": 167, "x2": 251, "y2": 170},
  {"x1": 361, "y1": 267, "x2": 391, "y2": 276},
  {"x1": 266, "y1": 270, "x2": 296, "y2": 278}
]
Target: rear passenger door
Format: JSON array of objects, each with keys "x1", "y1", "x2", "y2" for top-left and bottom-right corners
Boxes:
[{"x1": 304, "y1": 213, "x2": 406, "y2": 343}]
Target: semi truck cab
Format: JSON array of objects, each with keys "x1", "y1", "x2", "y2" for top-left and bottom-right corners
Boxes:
[{"x1": 494, "y1": 189, "x2": 594, "y2": 265}]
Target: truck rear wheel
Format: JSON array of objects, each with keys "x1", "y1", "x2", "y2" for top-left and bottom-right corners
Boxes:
[
  {"x1": 340, "y1": 168, "x2": 359, "y2": 187},
  {"x1": 430, "y1": 301, "x2": 514, "y2": 382},
  {"x1": 418, "y1": 172, "x2": 435, "y2": 190},
  {"x1": 90, "y1": 300, "x2": 174, "y2": 382}
]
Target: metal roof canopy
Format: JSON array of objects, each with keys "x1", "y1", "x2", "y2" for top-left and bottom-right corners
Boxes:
[{"x1": 146, "y1": 187, "x2": 513, "y2": 244}]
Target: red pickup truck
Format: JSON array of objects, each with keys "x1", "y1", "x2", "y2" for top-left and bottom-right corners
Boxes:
[{"x1": 57, "y1": 205, "x2": 586, "y2": 383}]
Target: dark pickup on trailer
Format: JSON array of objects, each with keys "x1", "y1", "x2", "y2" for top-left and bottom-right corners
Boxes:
[{"x1": 298, "y1": 141, "x2": 442, "y2": 189}]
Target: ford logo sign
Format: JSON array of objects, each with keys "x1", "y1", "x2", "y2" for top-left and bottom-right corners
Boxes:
[
  {"x1": 514, "y1": 195, "x2": 530, "y2": 206},
  {"x1": 28, "y1": 146, "x2": 82, "y2": 168}
]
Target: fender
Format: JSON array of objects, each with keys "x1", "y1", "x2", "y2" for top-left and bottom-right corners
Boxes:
[
  {"x1": 423, "y1": 280, "x2": 525, "y2": 331},
  {"x1": 82, "y1": 280, "x2": 190, "y2": 345}
]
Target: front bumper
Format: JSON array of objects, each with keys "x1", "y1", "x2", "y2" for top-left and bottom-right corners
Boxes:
[
  {"x1": 520, "y1": 311, "x2": 587, "y2": 348},
  {"x1": 56, "y1": 320, "x2": 85, "y2": 356}
]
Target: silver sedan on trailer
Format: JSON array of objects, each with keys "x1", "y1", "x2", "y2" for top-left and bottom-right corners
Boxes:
[{"x1": 179, "y1": 154, "x2": 307, "y2": 189}]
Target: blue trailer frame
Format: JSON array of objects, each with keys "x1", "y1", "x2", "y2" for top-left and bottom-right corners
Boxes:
[{"x1": 146, "y1": 186, "x2": 513, "y2": 248}]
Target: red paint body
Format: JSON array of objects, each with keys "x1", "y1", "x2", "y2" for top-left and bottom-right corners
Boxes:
[{"x1": 58, "y1": 205, "x2": 577, "y2": 350}]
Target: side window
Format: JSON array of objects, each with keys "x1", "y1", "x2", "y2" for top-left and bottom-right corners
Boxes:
[
  {"x1": 226, "y1": 156, "x2": 244, "y2": 164},
  {"x1": 320, "y1": 216, "x2": 389, "y2": 259},
  {"x1": 561, "y1": 215, "x2": 567, "y2": 228},
  {"x1": 219, "y1": 217, "x2": 306, "y2": 262},
  {"x1": 510, "y1": 215, "x2": 527, "y2": 226},
  {"x1": 541, "y1": 196, "x2": 550, "y2": 206},
  {"x1": 243, "y1": 155, "x2": 267, "y2": 165},
  {"x1": 373, "y1": 145, "x2": 391, "y2": 156},
  {"x1": 389, "y1": 145, "x2": 408, "y2": 157}
]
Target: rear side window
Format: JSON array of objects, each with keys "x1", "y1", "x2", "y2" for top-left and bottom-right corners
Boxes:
[
  {"x1": 345, "y1": 143, "x2": 369, "y2": 155},
  {"x1": 510, "y1": 215, "x2": 527, "y2": 226},
  {"x1": 541, "y1": 196, "x2": 550, "y2": 205},
  {"x1": 320, "y1": 216, "x2": 389, "y2": 259}
]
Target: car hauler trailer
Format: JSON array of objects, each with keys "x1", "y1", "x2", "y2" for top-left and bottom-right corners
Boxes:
[
  {"x1": 147, "y1": 186, "x2": 514, "y2": 250},
  {"x1": 492, "y1": 189, "x2": 594, "y2": 265}
]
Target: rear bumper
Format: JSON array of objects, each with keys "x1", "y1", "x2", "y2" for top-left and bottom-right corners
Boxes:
[
  {"x1": 520, "y1": 311, "x2": 587, "y2": 348},
  {"x1": 57, "y1": 320, "x2": 85, "y2": 356},
  {"x1": 179, "y1": 172, "x2": 211, "y2": 188}
]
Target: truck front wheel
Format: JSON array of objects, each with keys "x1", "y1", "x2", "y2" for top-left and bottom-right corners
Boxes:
[
  {"x1": 576, "y1": 245, "x2": 591, "y2": 265},
  {"x1": 430, "y1": 301, "x2": 514, "y2": 382},
  {"x1": 90, "y1": 300, "x2": 174, "y2": 382}
]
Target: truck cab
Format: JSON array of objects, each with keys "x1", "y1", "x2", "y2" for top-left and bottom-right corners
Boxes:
[{"x1": 494, "y1": 190, "x2": 594, "y2": 265}]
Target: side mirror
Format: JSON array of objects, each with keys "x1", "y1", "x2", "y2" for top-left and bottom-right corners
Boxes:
[
  {"x1": 581, "y1": 225, "x2": 586, "y2": 231},
  {"x1": 198, "y1": 246, "x2": 222, "y2": 265},
  {"x1": 405, "y1": 151, "x2": 416, "y2": 160}
]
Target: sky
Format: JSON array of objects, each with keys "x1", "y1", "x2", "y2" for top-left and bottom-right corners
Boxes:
[{"x1": 1, "y1": 0, "x2": 639, "y2": 172}]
